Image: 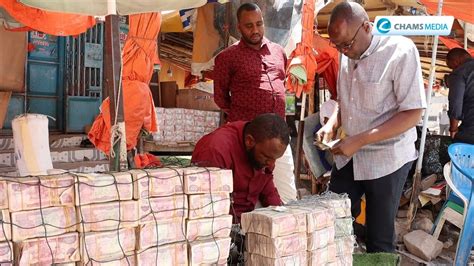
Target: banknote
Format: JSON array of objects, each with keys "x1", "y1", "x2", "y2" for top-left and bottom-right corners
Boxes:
[
  {"x1": 245, "y1": 251, "x2": 307, "y2": 266},
  {"x1": 307, "y1": 226, "x2": 336, "y2": 251},
  {"x1": 137, "y1": 218, "x2": 186, "y2": 250},
  {"x1": 307, "y1": 243, "x2": 337, "y2": 265},
  {"x1": 286, "y1": 205, "x2": 335, "y2": 233},
  {"x1": 0, "y1": 180, "x2": 8, "y2": 209},
  {"x1": 189, "y1": 237, "x2": 231, "y2": 265},
  {"x1": 80, "y1": 227, "x2": 136, "y2": 263},
  {"x1": 7, "y1": 175, "x2": 75, "y2": 212},
  {"x1": 137, "y1": 242, "x2": 187, "y2": 266},
  {"x1": 74, "y1": 172, "x2": 133, "y2": 206},
  {"x1": 15, "y1": 232, "x2": 80, "y2": 265},
  {"x1": 138, "y1": 195, "x2": 187, "y2": 224},
  {"x1": 188, "y1": 193, "x2": 230, "y2": 219},
  {"x1": 241, "y1": 207, "x2": 307, "y2": 238},
  {"x1": 335, "y1": 235, "x2": 355, "y2": 257},
  {"x1": 77, "y1": 200, "x2": 138, "y2": 232},
  {"x1": 131, "y1": 168, "x2": 184, "y2": 199},
  {"x1": 0, "y1": 241, "x2": 13, "y2": 264},
  {"x1": 335, "y1": 218, "x2": 354, "y2": 238},
  {"x1": 183, "y1": 168, "x2": 233, "y2": 194},
  {"x1": 246, "y1": 232, "x2": 307, "y2": 258},
  {"x1": 77, "y1": 252, "x2": 136, "y2": 266},
  {"x1": 186, "y1": 215, "x2": 232, "y2": 241},
  {"x1": 11, "y1": 206, "x2": 76, "y2": 242},
  {"x1": 318, "y1": 197, "x2": 351, "y2": 219},
  {"x1": 0, "y1": 210, "x2": 12, "y2": 241}
]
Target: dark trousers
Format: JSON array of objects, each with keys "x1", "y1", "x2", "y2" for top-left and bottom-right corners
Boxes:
[
  {"x1": 454, "y1": 126, "x2": 474, "y2": 145},
  {"x1": 329, "y1": 159, "x2": 413, "y2": 253}
]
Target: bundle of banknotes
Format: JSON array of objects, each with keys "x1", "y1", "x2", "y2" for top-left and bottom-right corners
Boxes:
[
  {"x1": 77, "y1": 200, "x2": 138, "y2": 232},
  {"x1": 246, "y1": 232, "x2": 307, "y2": 258},
  {"x1": 307, "y1": 243, "x2": 337, "y2": 265},
  {"x1": 307, "y1": 226, "x2": 336, "y2": 251},
  {"x1": 0, "y1": 210, "x2": 11, "y2": 241},
  {"x1": 0, "y1": 241, "x2": 12, "y2": 264},
  {"x1": 185, "y1": 215, "x2": 232, "y2": 241},
  {"x1": 131, "y1": 168, "x2": 184, "y2": 199},
  {"x1": 137, "y1": 242, "x2": 188, "y2": 265},
  {"x1": 188, "y1": 237, "x2": 231, "y2": 265},
  {"x1": 138, "y1": 195, "x2": 187, "y2": 224},
  {"x1": 137, "y1": 218, "x2": 186, "y2": 250},
  {"x1": 183, "y1": 168, "x2": 233, "y2": 194},
  {"x1": 241, "y1": 207, "x2": 307, "y2": 238},
  {"x1": 188, "y1": 193, "x2": 230, "y2": 219},
  {"x1": 245, "y1": 251, "x2": 307, "y2": 266},
  {"x1": 0, "y1": 180, "x2": 9, "y2": 210},
  {"x1": 74, "y1": 173, "x2": 133, "y2": 206}
]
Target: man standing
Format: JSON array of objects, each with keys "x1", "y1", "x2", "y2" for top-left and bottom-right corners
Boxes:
[
  {"x1": 191, "y1": 114, "x2": 289, "y2": 222},
  {"x1": 317, "y1": 2, "x2": 426, "y2": 252},
  {"x1": 445, "y1": 48, "x2": 474, "y2": 144},
  {"x1": 439, "y1": 104, "x2": 450, "y2": 135},
  {"x1": 213, "y1": 3, "x2": 296, "y2": 203}
]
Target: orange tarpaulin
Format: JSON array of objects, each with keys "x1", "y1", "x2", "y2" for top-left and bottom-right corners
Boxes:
[
  {"x1": 439, "y1": 36, "x2": 474, "y2": 56},
  {"x1": 88, "y1": 13, "x2": 160, "y2": 155},
  {"x1": 313, "y1": 34, "x2": 339, "y2": 99},
  {"x1": 0, "y1": 0, "x2": 95, "y2": 36},
  {"x1": 419, "y1": 0, "x2": 474, "y2": 24}
]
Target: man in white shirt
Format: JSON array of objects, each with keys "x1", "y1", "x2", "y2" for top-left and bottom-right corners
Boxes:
[{"x1": 317, "y1": 2, "x2": 426, "y2": 252}]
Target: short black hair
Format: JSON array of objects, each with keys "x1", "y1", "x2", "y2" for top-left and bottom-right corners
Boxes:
[
  {"x1": 329, "y1": 2, "x2": 368, "y2": 26},
  {"x1": 237, "y1": 3, "x2": 261, "y2": 22},
  {"x1": 446, "y1": 48, "x2": 471, "y2": 62},
  {"x1": 245, "y1": 113, "x2": 290, "y2": 145}
]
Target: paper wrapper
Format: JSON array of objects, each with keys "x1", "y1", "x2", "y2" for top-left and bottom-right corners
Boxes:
[
  {"x1": 80, "y1": 228, "x2": 136, "y2": 263},
  {"x1": 139, "y1": 195, "x2": 187, "y2": 224},
  {"x1": 7, "y1": 174, "x2": 75, "y2": 212},
  {"x1": 246, "y1": 232, "x2": 307, "y2": 258},
  {"x1": 11, "y1": 206, "x2": 76, "y2": 242},
  {"x1": 335, "y1": 217, "x2": 354, "y2": 238},
  {"x1": 75, "y1": 172, "x2": 133, "y2": 206},
  {"x1": 186, "y1": 215, "x2": 232, "y2": 241},
  {"x1": 0, "y1": 180, "x2": 8, "y2": 209},
  {"x1": 183, "y1": 168, "x2": 233, "y2": 194},
  {"x1": 318, "y1": 197, "x2": 351, "y2": 218},
  {"x1": 189, "y1": 237, "x2": 231, "y2": 265},
  {"x1": 307, "y1": 243, "x2": 337, "y2": 265},
  {"x1": 77, "y1": 200, "x2": 138, "y2": 232},
  {"x1": 137, "y1": 218, "x2": 186, "y2": 250},
  {"x1": 79, "y1": 252, "x2": 136, "y2": 266},
  {"x1": 335, "y1": 235, "x2": 355, "y2": 256},
  {"x1": 131, "y1": 168, "x2": 184, "y2": 199},
  {"x1": 0, "y1": 241, "x2": 13, "y2": 264},
  {"x1": 137, "y1": 242, "x2": 187, "y2": 266},
  {"x1": 0, "y1": 210, "x2": 12, "y2": 241},
  {"x1": 188, "y1": 193, "x2": 230, "y2": 219},
  {"x1": 15, "y1": 232, "x2": 80, "y2": 265},
  {"x1": 245, "y1": 251, "x2": 307, "y2": 266},
  {"x1": 307, "y1": 226, "x2": 336, "y2": 251},
  {"x1": 241, "y1": 207, "x2": 307, "y2": 238},
  {"x1": 289, "y1": 205, "x2": 335, "y2": 232}
]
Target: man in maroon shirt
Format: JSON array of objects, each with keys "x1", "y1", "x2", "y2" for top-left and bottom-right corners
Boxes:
[
  {"x1": 213, "y1": 3, "x2": 287, "y2": 122},
  {"x1": 191, "y1": 113, "x2": 289, "y2": 222}
]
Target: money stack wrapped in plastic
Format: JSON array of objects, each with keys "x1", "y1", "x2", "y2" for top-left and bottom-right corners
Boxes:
[
  {"x1": 5, "y1": 173, "x2": 79, "y2": 265},
  {"x1": 183, "y1": 167, "x2": 233, "y2": 265},
  {"x1": 75, "y1": 172, "x2": 137, "y2": 265}
]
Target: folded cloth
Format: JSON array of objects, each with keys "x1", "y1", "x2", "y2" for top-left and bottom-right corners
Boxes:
[{"x1": 246, "y1": 232, "x2": 307, "y2": 258}]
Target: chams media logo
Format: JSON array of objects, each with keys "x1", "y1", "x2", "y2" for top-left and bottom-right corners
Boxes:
[{"x1": 376, "y1": 18, "x2": 391, "y2": 34}]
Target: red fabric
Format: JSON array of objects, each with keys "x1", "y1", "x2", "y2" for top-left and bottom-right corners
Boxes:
[
  {"x1": 286, "y1": 0, "x2": 318, "y2": 98},
  {"x1": 88, "y1": 13, "x2": 160, "y2": 155},
  {"x1": 134, "y1": 153, "x2": 161, "y2": 168},
  {"x1": 313, "y1": 34, "x2": 339, "y2": 99},
  {"x1": 191, "y1": 121, "x2": 282, "y2": 222},
  {"x1": 0, "y1": 0, "x2": 95, "y2": 36},
  {"x1": 419, "y1": 0, "x2": 474, "y2": 24},
  {"x1": 213, "y1": 38, "x2": 287, "y2": 122},
  {"x1": 439, "y1": 36, "x2": 474, "y2": 56}
]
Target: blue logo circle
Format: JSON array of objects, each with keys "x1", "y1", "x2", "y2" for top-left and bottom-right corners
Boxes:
[{"x1": 377, "y1": 18, "x2": 391, "y2": 34}]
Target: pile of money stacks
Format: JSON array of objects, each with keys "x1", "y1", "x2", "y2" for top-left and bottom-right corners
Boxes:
[
  {"x1": 0, "y1": 166, "x2": 235, "y2": 265},
  {"x1": 242, "y1": 193, "x2": 355, "y2": 266},
  {"x1": 153, "y1": 108, "x2": 220, "y2": 143},
  {"x1": 183, "y1": 167, "x2": 233, "y2": 265}
]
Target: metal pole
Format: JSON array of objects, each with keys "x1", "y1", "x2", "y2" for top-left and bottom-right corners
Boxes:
[
  {"x1": 464, "y1": 22, "x2": 468, "y2": 50},
  {"x1": 407, "y1": 0, "x2": 444, "y2": 227}
]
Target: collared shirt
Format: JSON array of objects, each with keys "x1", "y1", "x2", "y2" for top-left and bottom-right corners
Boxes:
[
  {"x1": 448, "y1": 58, "x2": 474, "y2": 129},
  {"x1": 335, "y1": 35, "x2": 426, "y2": 181},
  {"x1": 213, "y1": 37, "x2": 287, "y2": 122},
  {"x1": 191, "y1": 121, "x2": 281, "y2": 222}
]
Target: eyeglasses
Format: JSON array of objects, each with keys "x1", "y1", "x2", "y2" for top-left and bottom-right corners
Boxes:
[{"x1": 330, "y1": 22, "x2": 366, "y2": 52}]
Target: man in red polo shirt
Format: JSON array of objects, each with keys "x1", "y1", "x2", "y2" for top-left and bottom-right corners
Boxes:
[{"x1": 191, "y1": 113, "x2": 289, "y2": 222}]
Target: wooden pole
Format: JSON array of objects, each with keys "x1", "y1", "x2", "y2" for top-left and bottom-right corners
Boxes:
[{"x1": 104, "y1": 14, "x2": 126, "y2": 171}]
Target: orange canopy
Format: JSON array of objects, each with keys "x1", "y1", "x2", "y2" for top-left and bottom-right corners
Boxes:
[
  {"x1": 88, "y1": 13, "x2": 160, "y2": 155},
  {"x1": 0, "y1": 0, "x2": 95, "y2": 36},
  {"x1": 419, "y1": 0, "x2": 474, "y2": 24},
  {"x1": 439, "y1": 36, "x2": 474, "y2": 56},
  {"x1": 313, "y1": 34, "x2": 339, "y2": 99}
]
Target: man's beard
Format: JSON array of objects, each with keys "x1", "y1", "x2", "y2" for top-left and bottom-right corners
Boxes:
[
  {"x1": 246, "y1": 147, "x2": 263, "y2": 170},
  {"x1": 242, "y1": 33, "x2": 263, "y2": 46}
]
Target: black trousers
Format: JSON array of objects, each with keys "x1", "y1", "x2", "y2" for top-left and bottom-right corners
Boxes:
[{"x1": 329, "y1": 159, "x2": 413, "y2": 253}]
